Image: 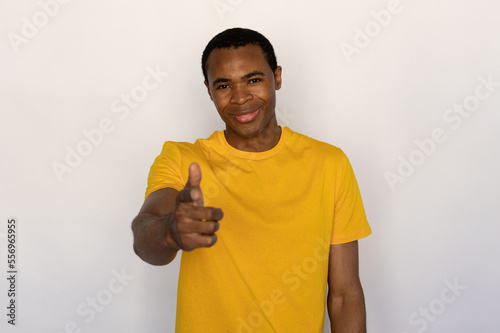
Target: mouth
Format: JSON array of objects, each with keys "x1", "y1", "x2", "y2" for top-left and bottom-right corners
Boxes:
[{"x1": 232, "y1": 107, "x2": 260, "y2": 124}]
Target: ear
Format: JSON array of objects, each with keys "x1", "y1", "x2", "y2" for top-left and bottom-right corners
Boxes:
[
  {"x1": 204, "y1": 81, "x2": 213, "y2": 101},
  {"x1": 274, "y1": 66, "x2": 282, "y2": 90}
]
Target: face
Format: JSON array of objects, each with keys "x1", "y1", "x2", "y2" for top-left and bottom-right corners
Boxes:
[{"x1": 204, "y1": 44, "x2": 282, "y2": 151}]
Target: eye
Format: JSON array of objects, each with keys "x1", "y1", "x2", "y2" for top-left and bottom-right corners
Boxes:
[
  {"x1": 249, "y1": 78, "x2": 261, "y2": 84},
  {"x1": 216, "y1": 84, "x2": 229, "y2": 90}
]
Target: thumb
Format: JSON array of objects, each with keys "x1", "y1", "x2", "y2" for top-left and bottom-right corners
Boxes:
[
  {"x1": 177, "y1": 162, "x2": 204, "y2": 206},
  {"x1": 186, "y1": 162, "x2": 202, "y2": 189}
]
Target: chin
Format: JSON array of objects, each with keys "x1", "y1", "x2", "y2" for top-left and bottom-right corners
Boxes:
[{"x1": 233, "y1": 122, "x2": 265, "y2": 137}]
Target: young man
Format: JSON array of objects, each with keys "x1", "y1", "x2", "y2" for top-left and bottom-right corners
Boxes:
[{"x1": 132, "y1": 28, "x2": 372, "y2": 332}]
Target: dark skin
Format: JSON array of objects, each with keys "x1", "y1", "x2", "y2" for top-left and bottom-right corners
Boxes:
[
  {"x1": 131, "y1": 44, "x2": 367, "y2": 332},
  {"x1": 204, "y1": 44, "x2": 283, "y2": 152},
  {"x1": 328, "y1": 241, "x2": 367, "y2": 333},
  {"x1": 132, "y1": 162, "x2": 222, "y2": 265}
]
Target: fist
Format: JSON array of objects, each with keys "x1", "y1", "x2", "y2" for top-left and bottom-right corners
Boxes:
[{"x1": 167, "y1": 163, "x2": 223, "y2": 251}]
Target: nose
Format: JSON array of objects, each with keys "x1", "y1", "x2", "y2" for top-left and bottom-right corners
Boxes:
[{"x1": 230, "y1": 84, "x2": 252, "y2": 105}]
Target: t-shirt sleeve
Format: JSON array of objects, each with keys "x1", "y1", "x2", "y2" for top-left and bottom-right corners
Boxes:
[
  {"x1": 145, "y1": 142, "x2": 185, "y2": 199},
  {"x1": 331, "y1": 151, "x2": 372, "y2": 244}
]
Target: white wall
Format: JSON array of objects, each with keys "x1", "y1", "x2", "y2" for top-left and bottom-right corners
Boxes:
[{"x1": 1, "y1": 0, "x2": 499, "y2": 332}]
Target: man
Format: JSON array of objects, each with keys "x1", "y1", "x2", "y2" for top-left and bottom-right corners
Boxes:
[{"x1": 132, "y1": 27, "x2": 371, "y2": 332}]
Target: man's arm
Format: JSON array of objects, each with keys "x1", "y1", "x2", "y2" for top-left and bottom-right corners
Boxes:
[
  {"x1": 131, "y1": 163, "x2": 223, "y2": 266},
  {"x1": 327, "y1": 240, "x2": 367, "y2": 333}
]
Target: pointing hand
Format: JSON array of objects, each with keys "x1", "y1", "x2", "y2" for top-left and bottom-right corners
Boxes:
[{"x1": 166, "y1": 163, "x2": 223, "y2": 251}]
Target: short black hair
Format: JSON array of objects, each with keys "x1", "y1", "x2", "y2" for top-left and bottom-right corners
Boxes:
[{"x1": 201, "y1": 27, "x2": 278, "y2": 83}]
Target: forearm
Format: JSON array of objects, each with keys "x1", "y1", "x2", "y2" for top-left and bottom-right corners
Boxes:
[
  {"x1": 328, "y1": 286, "x2": 367, "y2": 333},
  {"x1": 131, "y1": 213, "x2": 179, "y2": 266}
]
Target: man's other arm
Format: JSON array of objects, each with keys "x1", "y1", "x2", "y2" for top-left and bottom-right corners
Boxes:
[
  {"x1": 327, "y1": 240, "x2": 367, "y2": 333},
  {"x1": 131, "y1": 163, "x2": 223, "y2": 266}
]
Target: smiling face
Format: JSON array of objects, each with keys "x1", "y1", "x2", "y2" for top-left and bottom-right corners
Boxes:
[{"x1": 204, "y1": 44, "x2": 282, "y2": 152}]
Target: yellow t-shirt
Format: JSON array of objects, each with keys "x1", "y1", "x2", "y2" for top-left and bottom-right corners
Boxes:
[{"x1": 146, "y1": 127, "x2": 371, "y2": 332}]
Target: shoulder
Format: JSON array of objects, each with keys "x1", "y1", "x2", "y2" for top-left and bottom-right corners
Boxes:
[
  {"x1": 158, "y1": 131, "x2": 220, "y2": 158},
  {"x1": 284, "y1": 127, "x2": 346, "y2": 161},
  {"x1": 159, "y1": 141, "x2": 195, "y2": 157}
]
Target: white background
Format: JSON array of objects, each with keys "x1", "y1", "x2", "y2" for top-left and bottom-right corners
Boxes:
[{"x1": 1, "y1": 0, "x2": 499, "y2": 332}]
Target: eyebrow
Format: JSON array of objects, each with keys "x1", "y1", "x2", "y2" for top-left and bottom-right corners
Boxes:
[{"x1": 211, "y1": 71, "x2": 266, "y2": 87}]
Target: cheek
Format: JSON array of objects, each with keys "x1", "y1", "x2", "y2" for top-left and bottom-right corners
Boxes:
[
  {"x1": 261, "y1": 90, "x2": 275, "y2": 108},
  {"x1": 210, "y1": 93, "x2": 222, "y2": 107},
  {"x1": 212, "y1": 95, "x2": 229, "y2": 116}
]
